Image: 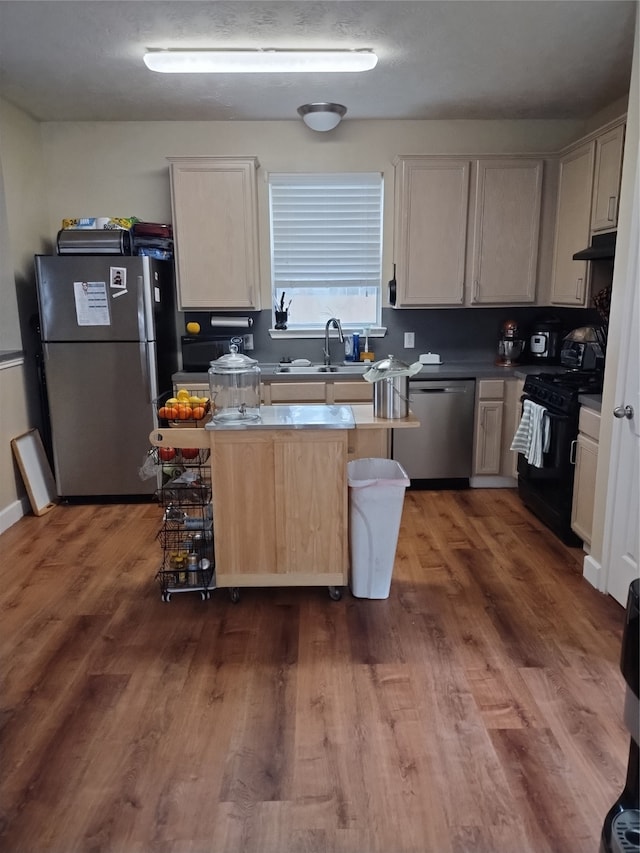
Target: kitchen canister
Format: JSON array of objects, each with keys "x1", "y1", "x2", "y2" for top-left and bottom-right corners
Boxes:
[
  {"x1": 208, "y1": 344, "x2": 261, "y2": 422},
  {"x1": 364, "y1": 354, "x2": 422, "y2": 419},
  {"x1": 374, "y1": 374, "x2": 409, "y2": 418}
]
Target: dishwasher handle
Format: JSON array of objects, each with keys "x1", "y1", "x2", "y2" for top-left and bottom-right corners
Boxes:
[
  {"x1": 410, "y1": 382, "x2": 474, "y2": 394},
  {"x1": 413, "y1": 386, "x2": 466, "y2": 393}
]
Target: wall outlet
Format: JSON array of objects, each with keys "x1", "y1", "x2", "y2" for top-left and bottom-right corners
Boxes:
[
  {"x1": 404, "y1": 332, "x2": 415, "y2": 348},
  {"x1": 243, "y1": 333, "x2": 254, "y2": 351}
]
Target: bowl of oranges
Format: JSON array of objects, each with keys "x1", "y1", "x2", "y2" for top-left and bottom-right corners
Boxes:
[{"x1": 157, "y1": 388, "x2": 212, "y2": 427}]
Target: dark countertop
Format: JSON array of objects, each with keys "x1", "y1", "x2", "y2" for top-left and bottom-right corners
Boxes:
[
  {"x1": 578, "y1": 394, "x2": 602, "y2": 413},
  {"x1": 174, "y1": 361, "x2": 560, "y2": 386}
]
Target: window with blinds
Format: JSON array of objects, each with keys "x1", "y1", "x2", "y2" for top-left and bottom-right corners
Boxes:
[{"x1": 269, "y1": 172, "x2": 383, "y2": 329}]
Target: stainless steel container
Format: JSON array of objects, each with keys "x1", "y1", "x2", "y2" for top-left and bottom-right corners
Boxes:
[
  {"x1": 373, "y1": 366, "x2": 409, "y2": 418},
  {"x1": 368, "y1": 354, "x2": 413, "y2": 419},
  {"x1": 373, "y1": 375, "x2": 409, "y2": 419}
]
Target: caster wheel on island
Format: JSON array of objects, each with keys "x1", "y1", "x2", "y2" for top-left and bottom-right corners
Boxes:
[
  {"x1": 162, "y1": 592, "x2": 171, "y2": 603},
  {"x1": 229, "y1": 588, "x2": 240, "y2": 604},
  {"x1": 328, "y1": 586, "x2": 343, "y2": 601}
]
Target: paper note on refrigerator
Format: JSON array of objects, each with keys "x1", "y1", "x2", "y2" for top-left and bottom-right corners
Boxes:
[{"x1": 73, "y1": 281, "x2": 110, "y2": 325}]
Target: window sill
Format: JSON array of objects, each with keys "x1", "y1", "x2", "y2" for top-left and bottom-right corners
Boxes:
[{"x1": 268, "y1": 327, "x2": 387, "y2": 340}]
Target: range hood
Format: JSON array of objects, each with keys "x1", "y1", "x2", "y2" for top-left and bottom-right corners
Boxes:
[{"x1": 573, "y1": 231, "x2": 616, "y2": 260}]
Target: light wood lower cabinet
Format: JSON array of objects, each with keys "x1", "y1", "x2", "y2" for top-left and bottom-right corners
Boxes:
[
  {"x1": 348, "y1": 428, "x2": 389, "y2": 461},
  {"x1": 330, "y1": 381, "x2": 373, "y2": 403},
  {"x1": 266, "y1": 382, "x2": 327, "y2": 403},
  {"x1": 472, "y1": 379, "x2": 504, "y2": 475},
  {"x1": 571, "y1": 406, "x2": 601, "y2": 547},
  {"x1": 211, "y1": 429, "x2": 348, "y2": 588},
  {"x1": 502, "y1": 377, "x2": 525, "y2": 479},
  {"x1": 470, "y1": 376, "x2": 523, "y2": 484}
]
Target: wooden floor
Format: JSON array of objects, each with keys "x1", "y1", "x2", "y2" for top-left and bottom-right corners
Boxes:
[{"x1": 0, "y1": 488, "x2": 629, "y2": 853}]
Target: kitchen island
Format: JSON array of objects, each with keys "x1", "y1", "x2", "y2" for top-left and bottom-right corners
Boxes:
[{"x1": 150, "y1": 403, "x2": 418, "y2": 599}]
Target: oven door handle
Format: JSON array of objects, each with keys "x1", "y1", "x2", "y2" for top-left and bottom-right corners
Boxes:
[
  {"x1": 570, "y1": 439, "x2": 577, "y2": 465},
  {"x1": 520, "y1": 395, "x2": 571, "y2": 422},
  {"x1": 546, "y1": 410, "x2": 570, "y2": 423}
]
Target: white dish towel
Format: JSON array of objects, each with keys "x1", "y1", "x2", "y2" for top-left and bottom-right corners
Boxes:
[{"x1": 510, "y1": 399, "x2": 550, "y2": 468}]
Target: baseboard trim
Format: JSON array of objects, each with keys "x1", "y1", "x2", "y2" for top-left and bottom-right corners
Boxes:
[
  {"x1": 469, "y1": 476, "x2": 517, "y2": 489},
  {"x1": 0, "y1": 496, "x2": 30, "y2": 535},
  {"x1": 583, "y1": 554, "x2": 605, "y2": 591}
]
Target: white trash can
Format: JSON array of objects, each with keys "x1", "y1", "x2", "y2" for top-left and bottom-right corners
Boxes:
[{"x1": 347, "y1": 458, "x2": 410, "y2": 599}]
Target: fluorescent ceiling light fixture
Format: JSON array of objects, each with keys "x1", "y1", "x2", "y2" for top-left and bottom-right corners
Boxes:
[
  {"x1": 298, "y1": 103, "x2": 347, "y2": 132},
  {"x1": 143, "y1": 49, "x2": 378, "y2": 74}
]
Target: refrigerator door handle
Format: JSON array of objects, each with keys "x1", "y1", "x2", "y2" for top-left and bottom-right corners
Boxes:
[
  {"x1": 145, "y1": 339, "x2": 161, "y2": 407},
  {"x1": 139, "y1": 342, "x2": 151, "y2": 403},
  {"x1": 139, "y1": 273, "x2": 154, "y2": 342}
]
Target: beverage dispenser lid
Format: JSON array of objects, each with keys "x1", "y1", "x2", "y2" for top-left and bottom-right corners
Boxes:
[{"x1": 209, "y1": 344, "x2": 259, "y2": 373}]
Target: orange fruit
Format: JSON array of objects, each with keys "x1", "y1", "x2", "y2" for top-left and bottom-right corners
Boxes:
[
  {"x1": 158, "y1": 406, "x2": 170, "y2": 419},
  {"x1": 167, "y1": 406, "x2": 179, "y2": 419},
  {"x1": 192, "y1": 406, "x2": 206, "y2": 420},
  {"x1": 177, "y1": 404, "x2": 193, "y2": 420}
]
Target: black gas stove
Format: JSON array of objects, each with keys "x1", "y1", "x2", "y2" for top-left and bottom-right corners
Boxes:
[
  {"x1": 517, "y1": 369, "x2": 604, "y2": 546},
  {"x1": 523, "y1": 370, "x2": 604, "y2": 416}
]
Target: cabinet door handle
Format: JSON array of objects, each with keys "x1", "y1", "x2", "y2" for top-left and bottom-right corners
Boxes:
[
  {"x1": 607, "y1": 195, "x2": 616, "y2": 222},
  {"x1": 570, "y1": 439, "x2": 577, "y2": 465},
  {"x1": 575, "y1": 277, "x2": 583, "y2": 300},
  {"x1": 473, "y1": 279, "x2": 479, "y2": 302}
]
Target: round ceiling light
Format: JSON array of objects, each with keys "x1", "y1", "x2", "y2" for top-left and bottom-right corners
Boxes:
[{"x1": 297, "y1": 103, "x2": 347, "y2": 132}]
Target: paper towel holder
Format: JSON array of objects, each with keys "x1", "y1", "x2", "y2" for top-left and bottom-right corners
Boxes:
[{"x1": 209, "y1": 314, "x2": 253, "y2": 329}]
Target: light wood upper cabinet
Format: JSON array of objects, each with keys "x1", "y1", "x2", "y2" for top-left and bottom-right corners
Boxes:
[
  {"x1": 470, "y1": 159, "x2": 543, "y2": 304},
  {"x1": 591, "y1": 124, "x2": 625, "y2": 232},
  {"x1": 393, "y1": 158, "x2": 470, "y2": 306},
  {"x1": 168, "y1": 156, "x2": 261, "y2": 311},
  {"x1": 393, "y1": 156, "x2": 542, "y2": 307},
  {"x1": 550, "y1": 142, "x2": 595, "y2": 306}
]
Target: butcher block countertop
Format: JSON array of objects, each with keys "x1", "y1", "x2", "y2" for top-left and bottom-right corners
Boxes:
[{"x1": 349, "y1": 404, "x2": 420, "y2": 429}]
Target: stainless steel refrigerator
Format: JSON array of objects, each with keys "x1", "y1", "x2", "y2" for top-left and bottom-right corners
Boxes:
[{"x1": 35, "y1": 254, "x2": 178, "y2": 498}]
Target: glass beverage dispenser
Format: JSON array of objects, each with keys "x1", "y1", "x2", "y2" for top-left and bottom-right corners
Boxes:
[{"x1": 208, "y1": 345, "x2": 261, "y2": 422}]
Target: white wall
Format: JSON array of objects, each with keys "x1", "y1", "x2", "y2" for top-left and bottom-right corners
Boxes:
[
  {"x1": 41, "y1": 117, "x2": 584, "y2": 307},
  {"x1": 0, "y1": 98, "x2": 50, "y2": 528},
  {"x1": 587, "y1": 11, "x2": 639, "y2": 583}
]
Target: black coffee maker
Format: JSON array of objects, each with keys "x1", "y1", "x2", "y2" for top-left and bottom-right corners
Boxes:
[
  {"x1": 600, "y1": 578, "x2": 639, "y2": 853},
  {"x1": 528, "y1": 316, "x2": 562, "y2": 364}
]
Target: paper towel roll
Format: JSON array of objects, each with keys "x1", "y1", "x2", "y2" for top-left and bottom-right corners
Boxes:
[{"x1": 210, "y1": 316, "x2": 253, "y2": 328}]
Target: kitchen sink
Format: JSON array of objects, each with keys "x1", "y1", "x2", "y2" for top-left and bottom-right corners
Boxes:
[{"x1": 275, "y1": 363, "x2": 368, "y2": 375}]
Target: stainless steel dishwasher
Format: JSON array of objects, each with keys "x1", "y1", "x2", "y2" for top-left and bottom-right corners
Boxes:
[{"x1": 392, "y1": 379, "x2": 476, "y2": 481}]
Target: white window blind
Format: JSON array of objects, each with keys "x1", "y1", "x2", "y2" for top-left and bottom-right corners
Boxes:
[{"x1": 269, "y1": 172, "x2": 383, "y2": 328}]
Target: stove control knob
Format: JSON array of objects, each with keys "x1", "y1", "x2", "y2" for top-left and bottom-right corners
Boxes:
[{"x1": 613, "y1": 405, "x2": 634, "y2": 419}]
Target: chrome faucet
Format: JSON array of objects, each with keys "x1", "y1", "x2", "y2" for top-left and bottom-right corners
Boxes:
[{"x1": 323, "y1": 317, "x2": 344, "y2": 366}]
